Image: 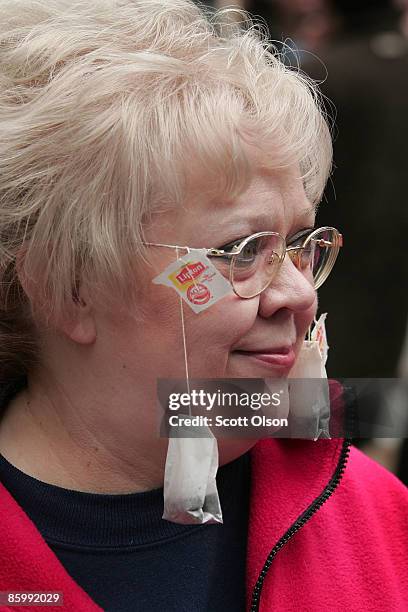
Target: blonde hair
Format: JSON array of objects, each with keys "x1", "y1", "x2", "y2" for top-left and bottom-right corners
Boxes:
[{"x1": 0, "y1": 0, "x2": 332, "y2": 384}]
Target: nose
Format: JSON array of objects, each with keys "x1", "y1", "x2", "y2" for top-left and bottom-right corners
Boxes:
[{"x1": 257, "y1": 254, "x2": 317, "y2": 319}]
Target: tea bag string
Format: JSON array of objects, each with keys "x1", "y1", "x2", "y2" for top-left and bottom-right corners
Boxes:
[{"x1": 176, "y1": 247, "x2": 191, "y2": 413}]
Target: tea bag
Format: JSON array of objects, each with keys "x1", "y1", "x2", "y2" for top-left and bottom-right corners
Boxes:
[
  {"x1": 288, "y1": 314, "x2": 331, "y2": 440},
  {"x1": 158, "y1": 246, "x2": 226, "y2": 524},
  {"x1": 162, "y1": 418, "x2": 223, "y2": 524}
]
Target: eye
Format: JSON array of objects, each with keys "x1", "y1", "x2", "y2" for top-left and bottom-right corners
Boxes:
[
  {"x1": 237, "y1": 238, "x2": 260, "y2": 263},
  {"x1": 217, "y1": 236, "x2": 247, "y2": 252},
  {"x1": 216, "y1": 235, "x2": 262, "y2": 269}
]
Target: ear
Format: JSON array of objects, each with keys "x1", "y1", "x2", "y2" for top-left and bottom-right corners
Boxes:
[
  {"x1": 61, "y1": 283, "x2": 97, "y2": 345},
  {"x1": 15, "y1": 244, "x2": 96, "y2": 345}
]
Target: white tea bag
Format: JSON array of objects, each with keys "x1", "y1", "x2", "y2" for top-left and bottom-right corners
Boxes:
[
  {"x1": 157, "y1": 249, "x2": 225, "y2": 524},
  {"x1": 163, "y1": 418, "x2": 223, "y2": 525},
  {"x1": 288, "y1": 314, "x2": 331, "y2": 440}
]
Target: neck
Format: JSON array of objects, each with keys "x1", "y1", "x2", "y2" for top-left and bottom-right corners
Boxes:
[{"x1": 0, "y1": 370, "x2": 169, "y2": 494}]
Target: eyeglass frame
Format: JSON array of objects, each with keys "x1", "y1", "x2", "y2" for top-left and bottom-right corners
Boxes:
[{"x1": 143, "y1": 225, "x2": 343, "y2": 299}]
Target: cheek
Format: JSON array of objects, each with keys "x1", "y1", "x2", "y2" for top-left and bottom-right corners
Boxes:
[
  {"x1": 135, "y1": 255, "x2": 258, "y2": 352},
  {"x1": 106, "y1": 282, "x2": 188, "y2": 376},
  {"x1": 169, "y1": 295, "x2": 258, "y2": 376},
  {"x1": 137, "y1": 277, "x2": 181, "y2": 327},
  {"x1": 220, "y1": 297, "x2": 259, "y2": 347},
  {"x1": 295, "y1": 293, "x2": 318, "y2": 339},
  {"x1": 123, "y1": 277, "x2": 259, "y2": 377},
  {"x1": 181, "y1": 296, "x2": 259, "y2": 377}
]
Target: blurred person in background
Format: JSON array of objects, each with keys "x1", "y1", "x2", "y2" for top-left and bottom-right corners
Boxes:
[
  {"x1": 301, "y1": 0, "x2": 408, "y2": 461},
  {"x1": 364, "y1": 317, "x2": 408, "y2": 485},
  {"x1": 311, "y1": 2, "x2": 407, "y2": 380},
  {"x1": 245, "y1": 0, "x2": 342, "y2": 53},
  {"x1": 395, "y1": 318, "x2": 408, "y2": 484}
]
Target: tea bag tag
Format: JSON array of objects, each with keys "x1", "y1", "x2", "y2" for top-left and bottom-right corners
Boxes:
[
  {"x1": 153, "y1": 248, "x2": 233, "y2": 313},
  {"x1": 310, "y1": 312, "x2": 329, "y2": 367}
]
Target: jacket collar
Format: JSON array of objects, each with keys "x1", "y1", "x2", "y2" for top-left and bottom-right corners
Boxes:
[{"x1": 246, "y1": 436, "x2": 345, "y2": 609}]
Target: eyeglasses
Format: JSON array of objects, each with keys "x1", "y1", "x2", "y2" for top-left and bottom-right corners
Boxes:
[{"x1": 144, "y1": 226, "x2": 343, "y2": 299}]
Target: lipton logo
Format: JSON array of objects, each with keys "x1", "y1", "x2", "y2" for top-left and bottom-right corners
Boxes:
[
  {"x1": 176, "y1": 261, "x2": 206, "y2": 284},
  {"x1": 187, "y1": 283, "x2": 211, "y2": 305}
]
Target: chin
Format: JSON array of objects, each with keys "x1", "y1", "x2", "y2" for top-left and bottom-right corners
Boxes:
[{"x1": 217, "y1": 438, "x2": 258, "y2": 466}]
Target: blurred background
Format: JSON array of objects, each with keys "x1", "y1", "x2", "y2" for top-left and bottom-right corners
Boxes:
[{"x1": 203, "y1": 0, "x2": 408, "y2": 483}]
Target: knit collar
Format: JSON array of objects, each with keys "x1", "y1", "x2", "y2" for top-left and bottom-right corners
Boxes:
[{"x1": 0, "y1": 448, "x2": 250, "y2": 548}]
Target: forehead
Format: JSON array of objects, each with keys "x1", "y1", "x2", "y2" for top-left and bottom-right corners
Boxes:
[{"x1": 183, "y1": 162, "x2": 316, "y2": 239}]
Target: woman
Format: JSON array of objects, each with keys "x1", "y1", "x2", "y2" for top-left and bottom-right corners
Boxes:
[{"x1": 0, "y1": 1, "x2": 406, "y2": 611}]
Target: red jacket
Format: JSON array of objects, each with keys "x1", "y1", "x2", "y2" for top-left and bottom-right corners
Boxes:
[{"x1": 0, "y1": 436, "x2": 407, "y2": 612}]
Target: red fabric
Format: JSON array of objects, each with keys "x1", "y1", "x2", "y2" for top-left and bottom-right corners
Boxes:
[
  {"x1": 247, "y1": 439, "x2": 408, "y2": 611},
  {"x1": 0, "y1": 439, "x2": 407, "y2": 612}
]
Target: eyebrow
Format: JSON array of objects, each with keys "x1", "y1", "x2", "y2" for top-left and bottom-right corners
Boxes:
[{"x1": 213, "y1": 205, "x2": 316, "y2": 234}]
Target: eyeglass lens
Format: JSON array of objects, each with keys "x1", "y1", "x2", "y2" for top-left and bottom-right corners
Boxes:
[
  {"x1": 208, "y1": 228, "x2": 339, "y2": 298},
  {"x1": 305, "y1": 228, "x2": 339, "y2": 290},
  {"x1": 231, "y1": 234, "x2": 285, "y2": 298},
  {"x1": 229, "y1": 228, "x2": 339, "y2": 298}
]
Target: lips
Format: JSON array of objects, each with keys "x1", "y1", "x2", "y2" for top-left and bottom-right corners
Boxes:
[{"x1": 233, "y1": 347, "x2": 296, "y2": 369}]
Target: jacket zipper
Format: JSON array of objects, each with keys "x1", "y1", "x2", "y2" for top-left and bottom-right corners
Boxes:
[{"x1": 250, "y1": 436, "x2": 352, "y2": 612}]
